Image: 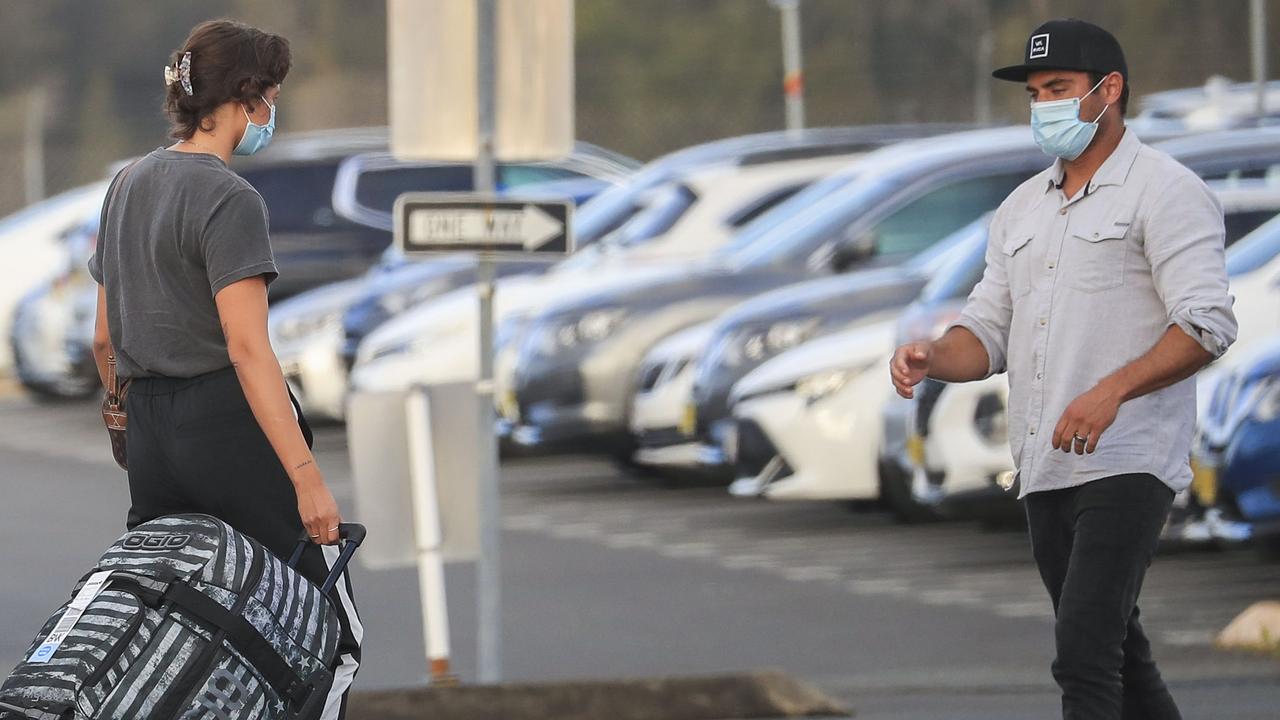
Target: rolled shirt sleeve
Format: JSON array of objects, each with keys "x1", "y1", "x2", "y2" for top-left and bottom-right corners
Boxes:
[
  {"x1": 949, "y1": 212, "x2": 1014, "y2": 378},
  {"x1": 200, "y1": 188, "x2": 279, "y2": 297},
  {"x1": 1142, "y1": 174, "x2": 1237, "y2": 358}
]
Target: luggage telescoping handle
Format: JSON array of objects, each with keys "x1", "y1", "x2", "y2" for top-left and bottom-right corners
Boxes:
[{"x1": 287, "y1": 523, "x2": 367, "y2": 595}]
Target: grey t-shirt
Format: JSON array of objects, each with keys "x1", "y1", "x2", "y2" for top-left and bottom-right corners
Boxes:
[{"x1": 89, "y1": 149, "x2": 278, "y2": 379}]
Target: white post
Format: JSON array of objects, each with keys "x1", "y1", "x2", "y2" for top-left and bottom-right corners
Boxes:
[
  {"x1": 771, "y1": 0, "x2": 806, "y2": 134},
  {"x1": 406, "y1": 389, "x2": 455, "y2": 683},
  {"x1": 474, "y1": 0, "x2": 503, "y2": 685},
  {"x1": 1252, "y1": 0, "x2": 1269, "y2": 125},
  {"x1": 23, "y1": 87, "x2": 45, "y2": 205}
]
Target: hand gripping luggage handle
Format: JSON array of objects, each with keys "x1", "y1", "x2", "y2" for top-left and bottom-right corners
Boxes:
[{"x1": 288, "y1": 523, "x2": 366, "y2": 595}]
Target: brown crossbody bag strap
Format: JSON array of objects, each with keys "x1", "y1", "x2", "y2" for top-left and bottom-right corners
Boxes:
[{"x1": 100, "y1": 162, "x2": 137, "y2": 471}]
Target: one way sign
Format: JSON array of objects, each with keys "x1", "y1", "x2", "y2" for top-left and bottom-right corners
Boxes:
[{"x1": 395, "y1": 194, "x2": 574, "y2": 256}]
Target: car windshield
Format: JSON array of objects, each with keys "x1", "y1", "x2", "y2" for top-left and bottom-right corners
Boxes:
[
  {"x1": 1226, "y1": 212, "x2": 1280, "y2": 276},
  {"x1": 710, "y1": 168, "x2": 863, "y2": 262},
  {"x1": 573, "y1": 163, "x2": 677, "y2": 246},
  {"x1": 917, "y1": 218, "x2": 990, "y2": 302},
  {"x1": 613, "y1": 183, "x2": 699, "y2": 246}
]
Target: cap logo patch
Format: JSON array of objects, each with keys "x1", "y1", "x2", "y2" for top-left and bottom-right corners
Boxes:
[{"x1": 1029, "y1": 33, "x2": 1049, "y2": 59}]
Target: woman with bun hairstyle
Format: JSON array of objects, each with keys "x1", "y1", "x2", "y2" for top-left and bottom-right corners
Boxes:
[{"x1": 90, "y1": 19, "x2": 361, "y2": 717}]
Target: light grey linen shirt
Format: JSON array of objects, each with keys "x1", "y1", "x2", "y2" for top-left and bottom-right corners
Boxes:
[{"x1": 953, "y1": 129, "x2": 1237, "y2": 497}]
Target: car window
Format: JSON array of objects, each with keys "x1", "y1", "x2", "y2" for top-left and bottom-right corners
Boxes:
[
  {"x1": 353, "y1": 165, "x2": 476, "y2": 216},
  {"x1": 860, "y1": 173, "x2": 1027, "y2": 258},
  {"x1": 725, "y1": 184, "x2": 804, "y2": 228},
  {"x1": 1226, "y1": 213, "x2": 1280, "y2": 276},
  {"x1": 498, "y1": 165, "x2": 583, "y2": 188},
  {"x1": 615, "y1": 184, "x2": 698, "y2": 246},
  {"x1": 1224, "y1": 209, "x2": 1278, "y2": 246},
  {"x1": 240, "y1": 163, "x2": 344, "y2": 234}
]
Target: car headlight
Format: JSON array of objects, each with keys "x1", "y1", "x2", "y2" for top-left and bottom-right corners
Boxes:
[
  {"x1": 1253, "y1": 379, "x2": 1280, "y2": 422},
  {"x1": 378, "y1": 280, "x2": 445, "y2": 316},
  {"x1": 725, "y1": 318, "x2": 819, "y2": 368},
  {"x1": 536, "y1": 308, "x2": 628, "y2": 353},
  {"x1": 795, "y1": 369, "x2": 850, "y2": 404},
  {"x1": 274, "y1": 311, "x2": 342, "y2": 343}
]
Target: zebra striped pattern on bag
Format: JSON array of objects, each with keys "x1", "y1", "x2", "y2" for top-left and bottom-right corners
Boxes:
[{"x1": 0, "y1": 515, "x2": 341, "y2": 720}]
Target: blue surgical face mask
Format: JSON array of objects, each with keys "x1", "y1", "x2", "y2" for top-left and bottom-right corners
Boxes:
[
  {"x1": 1029, "y1": 76, "x2": 1109, "y2": 161},
  {"x1": 233, "y1": 95, "x2": 276, "y2": 156}
]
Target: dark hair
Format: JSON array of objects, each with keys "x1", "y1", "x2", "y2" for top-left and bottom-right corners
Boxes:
[
  {"x1": 1089, "y1": 71, "x2": 1130, "y2": 116},
  {"x1": 164, "y1": 20, "x2": 291, "y2": 140}
]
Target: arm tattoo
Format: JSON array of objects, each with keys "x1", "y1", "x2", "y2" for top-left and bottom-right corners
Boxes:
[{"x1": 294, "y1": 459, "x2": 314, "y2": 471}]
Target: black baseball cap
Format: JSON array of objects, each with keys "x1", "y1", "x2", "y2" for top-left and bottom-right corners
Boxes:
[{"x1": 993, "y1": 18, "x2": 1127, "y2": 83}]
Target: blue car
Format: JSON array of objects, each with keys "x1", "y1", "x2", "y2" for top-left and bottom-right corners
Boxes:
[{"x1": 1193, "y1": 335, "x2": 1280, "y2": 551}]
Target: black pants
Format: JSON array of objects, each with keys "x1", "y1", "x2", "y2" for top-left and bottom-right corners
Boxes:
[
  {"x1": 1025, "y1": 474, "x2": 1181, "y2": 720},
  {"x1": 124, "y1": 367, "x2": 361, "y2": 720}
]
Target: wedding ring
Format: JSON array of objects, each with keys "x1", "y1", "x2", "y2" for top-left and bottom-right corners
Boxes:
[{"x1": 1073, "y1": 433, "x2": 1087, "y2": 444}]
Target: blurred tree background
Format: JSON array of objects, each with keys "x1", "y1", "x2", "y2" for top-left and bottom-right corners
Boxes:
[{"x1": 0, "y1": 0, "x2": 1274, "y2": 214}]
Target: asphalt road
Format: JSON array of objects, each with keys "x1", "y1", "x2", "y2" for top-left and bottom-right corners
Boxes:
[{"x1": 0, "y1": 392, "x2": 1276, "y2": 719}]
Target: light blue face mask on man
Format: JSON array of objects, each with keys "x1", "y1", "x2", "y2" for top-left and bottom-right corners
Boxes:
[
  {"x1": 1030, "y1": 75, "x2": 1109, "y2": 161},
  {"x1": 233, "y1": 96, "x2": 276, "y2": 156}
]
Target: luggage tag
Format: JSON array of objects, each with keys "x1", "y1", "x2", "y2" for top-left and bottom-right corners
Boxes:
[{"x1": 28, "y1": 571, "x2": 114, "y2": 664}]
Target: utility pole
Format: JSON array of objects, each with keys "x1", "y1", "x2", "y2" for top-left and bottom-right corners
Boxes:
[
  {"x1": 24, "y1": 87, "x2": 46, "y2": 205},
  {"x1": 973, "y1": 0, "x2": 993, "y2": 125},
  {"x1": 1251, "y1": 0, "x2": 1269, "y2": 125},
  {"x1": 474, "y1": 0, "x2": 503, "y2": 685},
  {"x1": 771, "y1": 0, "x2": 806, "y2": 134}
]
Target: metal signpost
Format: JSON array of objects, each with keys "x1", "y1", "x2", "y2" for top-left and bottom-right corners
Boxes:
[
  {"x1": 387, "y1": 0, "x2": 574, "y2": 684},
  {"x1": 395, "y1": 192, "x2": 573, "y2": 687}
]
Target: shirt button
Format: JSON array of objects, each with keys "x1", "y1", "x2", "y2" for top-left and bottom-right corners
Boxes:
[
  {"x1": 1039, "y1": 318, "x2": 1047, "y2": 326},
  {"x1": 1036, "y1": 372, "x2": 1043, "y2": 379},
  {"x1": 1059, "y1": 208, "x2": 1067, "y2": 215},
  {"x1": 1047, "y1": 262, "x2": 1055, "y2": 270},
  {"x1": 1029, "y1": 428, "x2": 1037, "y2": 435}
]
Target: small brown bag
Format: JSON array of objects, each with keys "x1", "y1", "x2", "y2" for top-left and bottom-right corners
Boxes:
[
  {"x1": 98, "y1": 162, "x2": 135, "y2": 471},
  {"x1": 101, "y1": 353, "x2": 130, "y2": 471}
]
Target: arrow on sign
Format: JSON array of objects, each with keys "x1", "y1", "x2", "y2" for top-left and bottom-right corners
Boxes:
[{"x1": 408, "y1": 205, "x2": 563, "y2": 251}]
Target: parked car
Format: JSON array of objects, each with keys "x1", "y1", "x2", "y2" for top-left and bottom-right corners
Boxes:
[
  {"x1": 722, "y1": 217, "x2": 987, "y2": 511},
  {"x1": 273, "y1": 144, "x2": 638, "y2": 419},
  {"x1": 507, "y1": 126, "x2": 1053, "y2": 459},
  {"x1": 1191, "y1": 333, "x2": 1280, "y2": 554},
  {"x1": 0, "y1": 180, "x2": 109, "y2": 371},
  {"x1": 9, "y1": 213, "x2": 101, "y2": 399},
  {"x1": 351, "y1": 146, "x2": 878, "y2": 404},
  {"x1": 726, "y1": 316, "x2": 900, "y2": 501},
  {"x1": 1135, "y1": 76, "x2": 1280, "y2": 133},
  {"x1": 348, "y1": 124, "x2": 961, "y2": 407},
  {"x1": 902, "y1": 181, "x2": 1280, "y2": 522},
  {"x1": 628, "y1": 322, "x2": 718, "y2": 470},
  {"x1": 635, "y1": 222, "x2": 982, "y2": 476}
]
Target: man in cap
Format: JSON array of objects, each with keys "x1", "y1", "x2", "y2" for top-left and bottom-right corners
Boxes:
[{"x1": 890, "y1": 18, "x2": 1236, "y2": 719}]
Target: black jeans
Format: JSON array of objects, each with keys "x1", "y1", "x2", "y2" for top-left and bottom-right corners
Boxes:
[
  {"x1": 124, "y1": 367, "x2": 361, "y2": 720},
  {"x1": 1024, "y1": 473, "x2": 1182, "y2": 720}
]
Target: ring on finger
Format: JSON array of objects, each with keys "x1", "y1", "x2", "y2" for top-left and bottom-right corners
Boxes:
[{"x1": 1072, "y1": 433, "x2": 1087, "y2": 444}]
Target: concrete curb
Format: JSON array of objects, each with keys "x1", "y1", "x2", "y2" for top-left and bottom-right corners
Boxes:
[
  {"x1": 346, "y1": 670, "x2": 851, "y2": 720},
  {"x1": 1216, "y1": 600, "x2": 1280, "y2": 655}
]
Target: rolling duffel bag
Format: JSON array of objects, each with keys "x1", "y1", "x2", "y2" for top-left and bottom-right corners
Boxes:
[{"x1": 0, "y1": 514, "x2": 365, "y2": 720}]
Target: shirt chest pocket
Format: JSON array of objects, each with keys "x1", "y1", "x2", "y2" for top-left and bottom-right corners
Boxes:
[
  {"x1": 1001, "y1": 232, "x2": 1035, "y2": 300},
  {"x1": 1065, "y1": 215, "x2": 1132, "y2": 293}
]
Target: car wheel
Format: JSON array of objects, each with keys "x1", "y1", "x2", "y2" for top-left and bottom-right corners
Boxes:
[{"x1": 878, "y1": 458, "x2": 941, "y2": 524}]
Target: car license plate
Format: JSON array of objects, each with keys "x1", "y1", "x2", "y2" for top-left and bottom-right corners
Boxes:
[
  {"x1": 1190, "y1": 457, "x2": 1219, "y2": 506},
  {"x1": 678, "y1": 403, "x2": 697, "y2": 437},
  {"x1": 500, "y1": 390, "x2": 520, "y2": 422},
  {"x1": 906, "y1": 434, "x2": 925, "y2": 466},
  {"x1": 722, "y1": 423, "x2": 739, "y2": 464}
]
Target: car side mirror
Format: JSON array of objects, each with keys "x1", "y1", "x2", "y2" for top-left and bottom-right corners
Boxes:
[{"x1": 832, "y1": 229, "x2": 877, "y2": 272}]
